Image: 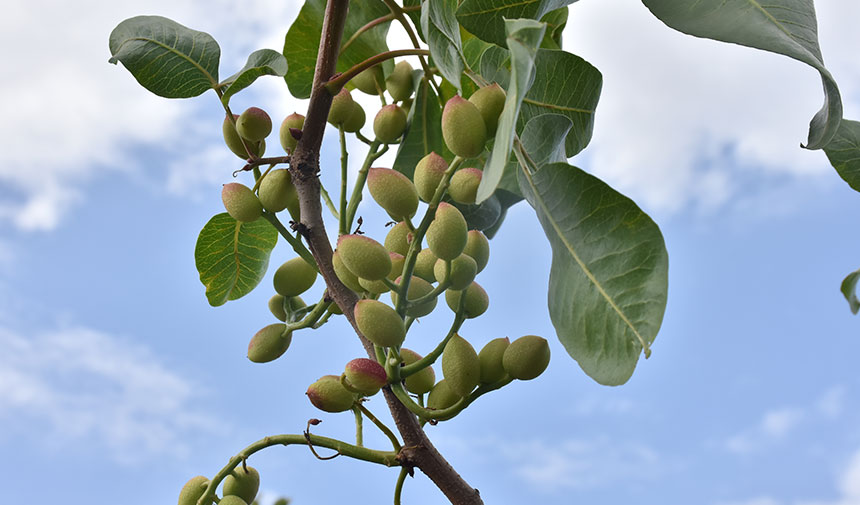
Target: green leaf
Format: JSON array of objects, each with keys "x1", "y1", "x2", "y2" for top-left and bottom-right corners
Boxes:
[
  {"x1": 456, "y1": 0, "x2": 577, "y2": 47},
  {"x1": 540, "y1": 7, "x2": 569, "y2": 49},
  {"x1": 108, "y1": 16, "x2": 220, "y2": 98},
  {"x1": 403, "y1": 0, "x2": 425, "y2": 41},
  {"x1": 823, "y1": 119, "x2": 860, "y2": 193},
  {"x1": 194, "y1": 213, "x2": 279, "y2": 307},
  {"x1": 842, "y1": 269, "x2": 860, "y2": 315},
  {"x1": 450, "y1": 194, "x2": 502, "y2": 232},
  {"x1": 421, "y1": 0, "x2": 465, "y2": 89},
  {"x1": 283, "y1": 0, "x2": 391, "y2": 99},
  {"x1": 641, "y1": 0, "x2": 842, "y2": 150},
  {"x1": 219, "y1": 49, "x2": 288, "y2": 105},
  {"x1": 393, "y1": 75, "x2": 447, "y2": 179},
  {"x1": 519, "y1": 162, "x2": 669, "y2": 386},
  {"x1": 500, "y1": 113, "x2": 573, "y2": 197},
  {"x1": 476, "y1": 19, "x2": 546, "y2": 204}
]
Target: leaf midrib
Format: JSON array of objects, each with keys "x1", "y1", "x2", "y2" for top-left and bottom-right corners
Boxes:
[{"x1": 114, "y1": 35, "x2": 217, "y2": 88}]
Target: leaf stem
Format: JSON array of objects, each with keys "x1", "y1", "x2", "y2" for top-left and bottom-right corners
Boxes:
[
  {"x1": 344, "y1": 140, "x2": 388, "y2": 230},
  {"x1": 394, "y1": 466, "x2": 409, "y2": 505},
  {"x1": 380, "y1": 0, "x2": 442, "y2": 99},
  {"x1": 261, "y1": 212, "x2": 315, "y2": 267},
  {"x1": 339, "y1": 125, "x2": 349, "y2": 235},
  {"x1": 401, "y1": 312, "x2": 465, "y2": 378},
  {"x1": 356, "y1": 401, "x2": 402, "y2": 451}
]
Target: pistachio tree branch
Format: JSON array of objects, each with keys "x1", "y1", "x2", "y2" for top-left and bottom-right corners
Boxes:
[{"x1": 325, "y1": 49, "x2": 430, "y2": 95}]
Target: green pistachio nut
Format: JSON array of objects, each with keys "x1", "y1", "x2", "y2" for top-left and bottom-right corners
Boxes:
[
  {"x1": 273, "y1": 257, "x2": 318, "y2": 297},
  {"x1": 373, "y1": 104, "x2": 407, "y2": 143},
  {"x1": 478, "y1": 337, "x2": 510, "y2": 384},
  {"x1": 237, "y1": 107, "x2": 272, "y2": 142},
  {"x1": 218, "y1": 497, "x2": 248, "y2": 505},
  {"x1": 358, "y1": 252, "x2": 404, "y2": 294},
  {"x1": 468, "y1": 83, "x2": 506, "y2": 135},
  {"x1": 336, "y1": 234, "x2": 392, "y2": 281},
  {"x1": 390, "y1": 275, "x2": 437, "y2": 318},
  {"x1": 333, "y1": 249, "x2": 364, "y2": 292},
  {"x1": 327, "y1": 88, "x2": 354, "y2": 126},
  {"x1": 343, "y1": 100, "x2": 366, "y2": 133},
  {"x1": 400, "y1": 348, "x2": 435, "y2": 395},
  {"x1": 414, "y1": 248, "x2": 438, "y2": 282},
  {"x1": 414, "y1": 152, "x2": 449, "y2": 202},
  {"x1": 386, "y1": 60, "x2": 415, "y2": 102},
  {"x1": 367, "y1": 167, "x2": 419, "y2": 220},
  {"x1": 267, "y1": 294, "x2": 306, "y2": 322},
  {"x1": 448, "y1": 168, "x2": 483, "y2": 205},
  {"x1": 247, "y1": 323, "x2": 291, "y2": 363},
  {"x1": 427, "y1": 379, "x2": 460, "y2": 411},
  {"x1": 445, "y1": 281, "x2": 489, "y2": 318},
  {"x1": 351, "y1": 65, "x2": 385, "y2": 95},
  {"x1": 426, "y1": 202, "x2": 468, "y2": 261},
  {"x1": 221, "y1": 183, "x2": 263, "y2": 223},
  {"x1": 306, "y1": 375, "x2": 356, "y2": 413},
  {"x1": 178, "y1": 476, "x2": 209, "y2": 505},
  {"x1": 442, "y1": 95, "x2": 487, "y2": 158},
  {"x1": 354, "y1": 299, "x2": 405, "y2": 347},
  {"x1": 503, "y1": 335, "x2": 551, "y2": 380},
  {"x1": 344, "y1": 358, "x2": 388, "y2": 396},
  {"x1": 463, "y1": 230, "x2": 490, "y2": 273},
  {"x1": 434, "y1": 254, "x2": 477, "y2": 290},
  {"x1": 441, "y1": 334, "x2": 481, "y2": 397},
  {"x1": 223, "y1": 465, "x2": 260, "y2": 504},
  {"x1": 258, "y1": 169, "x2": 299, "y2": 215},
  {"x1": 279, "y1": 112, "x2": 305, "y2": 153},
  {"x1": 384, "y1": 221, "x2": 413, "y2": 256},
  {"x1": 223, "y1": 115, "x2": 265, "y2": 159}
]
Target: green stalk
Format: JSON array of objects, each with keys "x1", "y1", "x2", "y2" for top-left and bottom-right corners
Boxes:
[{"x1": 262, "y1": 213, "x2": 316, "y2": 268}]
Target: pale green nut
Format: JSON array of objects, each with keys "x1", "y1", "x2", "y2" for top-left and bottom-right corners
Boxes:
[
  {"x1": 247, "y1": 323, "x2": 292, "y2": 363},
  {"x1": 445, "y1": 281, "x2": 489, "y2": 318},
  {"x1": 221, "y1": 183, "x2": 263, "y2": 223},
  {"x1": 178, "y1": 476, "x2": 209, "y2": 505},
  {"x1": 273, "y1": 257, "x2": 318, "y2": 297},
  {"x1": 354, "y1": 299, "x2": 405, "y2": 347},
  {"x1": 333, "y1": 249, "x2": 364, "y2": 293},
  {"x1": 448, "y1": 167, "x2": 482, "y2": 205},
  {"x1": 401, "y1": 348, "x2": 435, "y2": 395},
  {"x1": 478, "y1": 337, "x2": 510, "y2": 384},
  {"x1": 351, "y1": 65, "x2": 385, "y2": 95},
  {"x1": 441, "y1": 334, "x2": 481, "y2": 397},
  {"x1": 223, "y1": 465, "x2": 260, "y2": 504},
  {"x1": 279, "y1": 112, "x2": 305, "y2": 153},
  {"x1": 367, "y1": 167, "x2": 419, "y2": 220},
  {"x1": 503, "y1": 335, "x2": 551, "y2": 380},
  {"x1": 390, "y1": 275, "x2": 437, "y2": 318},
  {"x1": 434, "y1": 254, "x2": 477, "y2": 290},
  {"x1": 337, "y1": 234, "x2": 392, "y2": 281},
  {"x1": 306, "y1": 375, "x2": 356, "y2": 413},
  {"x1": 373, "y1": 104, "x2": 407, "y2": 143},
  {"x1": 343, "y1": 358, "x2": 388, "y2": 396},
  {"x1": 268, "y1": 294, "x2": 306, "y2": 322},
  {"x1": 327, "y1": 87, "x2": 355, "y2": 126},
  {"x1": 384, "y1": 221, "x2": 413, "y2": 256},
  {"x1": 414, "y1": 152, "x2": 448, "y2": 202},
  {"x1": 463, "y1": 230, "x2": 490, "y2": 273},
  {"x1": 426, "y1": 202, "x2": 468, "y2": 261},
  {"x1": 441, "y1": 95, "x2": 487, "y2": 158},
  {"x1": 218, "y1": 496, "x2": 248, "y2": 505},
  {"x1": 358, "y1": 252, "x2": 404, "y2": 294},
  {"x1": 343, "y1": 100, "x2": 366, "y2": 133},
  {"x1": 237, "y1": 107, "x2": 272, "y2": 142},
  {"x1": 468, "y1": 82, "x2": 506, "y2": 135},
  {"x1": 414, "y1": 248, "x2": 438, "y2": 283},
  {"x1": 258, "y1": 169, "x2": 298, "y2": 215},
  {"x1": 223, "y1": 114, "x2": 265, "y2": 159},
  {"x1": 386, "y1": 60, "x2": 415, "y2": 102},
  {"x1": 427, "y1": 379, "x2": 460, "y2": 411}
]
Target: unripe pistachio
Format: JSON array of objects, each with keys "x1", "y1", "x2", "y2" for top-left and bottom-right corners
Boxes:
[
  {"x1": 354, "y1": 299, "x2": 405, "y2": 347},
  {"x1": 306, "y1": 375, "x2": 356, "y2": 413},
  {"x1": 463, "y1": 230, "x2": 490, "y2": 273},
  {"x1": 468, "y1": 83, "x2": 506, "y2": 135},
  {"x1": 337, "y1": 234, "x2": 392, "y2": 281},
  {"x1": 445, "y1": 281, "x2": 489, "y2": 318},
  {"x1": 273, "y1": 257, "x2": 317, "y2": 297},
  {"x1": 386, "y1": 60, "x2": 415, "y2": 102},
  {"x1": 384, "y1": 221, "x2": 413, "y2": 256},
  {"x1": 427, "y1": 379, "x2": 460, "y2": 410},
  {"x1": 448, "y1": 167, "x2": 483, "y2": 205},
  {"x1": 247, "y1": 323, "x2": 291, "y2": 363},
  {"x1": 333, "y1": 249, "x2": 364, "y2": 292},
  {"x1": 367, "y1": 167, "x2": 419, "y2": 220},
  {"x1": 223, "y1": 115, "x2": 265, "y2": 159},
  {"x1": 390, "y1": 275, "x2": 437, "y2": 318},
  {"x1": 351, "y1": 65, "x2": 384, "y2": 95},
  {"x1": 358, "y1": 252, "x2": 404, "y2": 294},
  {"x1": 441, "y1": 335, "x2": 481, "y2": 397},
  {"x1": 414, "y1": 248, "x2": 438, "y2": 283},
  {"x1": 178, "y1": 476, "x2": 209, "y2": 505},
  {"x1": 223, "y1": 465, "x2": 260, "y2": 504},
  {"x1": 426, "y1": 202, "x2": 468, "y2": 260},
  {"x1": 414, "y1": 152, "x2": 449, "y2": 202},
  {"x1": 327, "y1": 88, "x2": 354, "y2": 126},
  {"x1": 274, "y1": 499, "x2": 289, "y2": 505},
  {"x1": 237, "y1": 107, "x2": 272, "y2": 142},
  {"x1": 258, "y1": 169, "x2": 298, "y2": 215},
  {"x1": 343, "y1": 100, "x2": 366, "y2": 133},
  {"x1": 344, "y1": 358, "x2": 388, "y2": 396},
  {"x1": 400, "y1": 348, "x2": 435, "y2": 395},
  {"x1": 279, "y1": 112, "x2": 305, "y2": 153},
  {"x1": 503, "y1": 335, "x2": 551, "y2": 380},
  {"x1": 219, "y1": 497, "x2": 247, "y2": 505},
  {"x1": 478, "y1": 337, "x2": 510, "y2": 384},
  {"x1": 434, "y1": 254, "x2": 477, "y2": 290},
  {"x1": 221, "y1": 183, "x2": 263, "y2": 222},
  {"x1": 373, "y1": 104, "x2": 407, "y2": 143},
  {"x1": 267, "y1": 294, "x2": 306, "y2": 322},
  {"x1": 442, "y1": 95, "x2": 487, "y2": 158}
]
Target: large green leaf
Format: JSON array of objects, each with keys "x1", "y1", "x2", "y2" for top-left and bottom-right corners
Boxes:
[
  {"x1": 393, "y1": 75, "x2": 447, "y2": 179},
  {"x1": 642, "y1": 0, "x2": 841, "y2": 150},
  {"x1": 283, "y1": 0, "x2": 391, "y2": 99},
  {"x1": 456, "y1": 0, "x2": 577, "y2": 48},
  {"x1": 500, "y1": 113, "x2": 573, "y2": 197},
  {"x1": 842, "y1": 269, "x2": 860, "y2": 315},
  {"x1": 519, "y1": 163, "x2": 669, "y2": 385},
  {"x1": 476, "y1": 19, "x2": 545, "y2": 204},
  {"x1": 108, "y1": 16, "x2": 220, "y2": 98},
  {"x1": 219, "y1": 49, "x2": 288, "y2": 105},
  {"x1": 421, "y1": 0, "x2": 465, "y2": 88},
  {"x1": 823, "y1": 119, "x2": 860, "y2": 193},
  {"x1": 194, "y1": 213, "x2": 279, "y2": 307}
]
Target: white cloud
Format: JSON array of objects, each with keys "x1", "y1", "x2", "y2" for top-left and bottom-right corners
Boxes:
[
  {"x1": 818, "y1": 386, "x2": 847, "y2": 419},
  {"x1": 0, "y1": 324, "x2": 217, "y2": 462},
  {"x1": 726, "y1": 407, "x2": 805, "y2": 454}
]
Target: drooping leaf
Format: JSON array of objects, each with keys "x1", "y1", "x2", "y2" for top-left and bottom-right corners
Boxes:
[
  {"x1": 641, "y1": 0, "x2": 842, "y2": 150},
  {"x1": 479, "y1": 46, "x2": 511, "y2": 89},
  {"x1": 456, "y1": 0, "x2": 577, "y2": 48},
  {"x1": 476, "y1": 19, "x2": 546, "y2": 204},
  {"x1": 450, "y1": 194, "x2": 502, "y2": 232},
  {"x1": 540, "y1": 7, "x2": 569, "y2": 49},
  {"x1": 393, "y1": 75, "x2": 448, "y2": 179},
  {"x1": 194, "y1": 213, "x2": 279, "y2": 307},
  {"x1": 842, "y1": 269, "x2": 860, "y2": 315},
  {"x1": 283, "y1": 0, "x2": 391, "y2": 99},
  {"x1": 519, "y1": 162, "x2": 669, "y2": 386},
  {"x1": 219, "y1": 49, "x2": 288, "y2": 105},
  {"x1": 823, "y1": 119, "x2": 860, "y2": 193},
  {"x1": 421, "y1": 0, "x2": 465, "y2": 88},
  {"x1": 108, "y1": 16, "x2": 220, "y2": 98},
  {"x1": 500, "y1": 113, "x2": 573, "y2": 197}
]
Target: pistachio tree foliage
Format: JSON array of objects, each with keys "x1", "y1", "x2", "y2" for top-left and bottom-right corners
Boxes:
[{"x1": 109, "y1": 1, "x2": 858, "y2": 504}]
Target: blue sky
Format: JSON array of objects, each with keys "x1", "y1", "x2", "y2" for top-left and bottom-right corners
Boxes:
[{"x1": 1, "y1": 2, "x2": 859, "y2": 505}]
